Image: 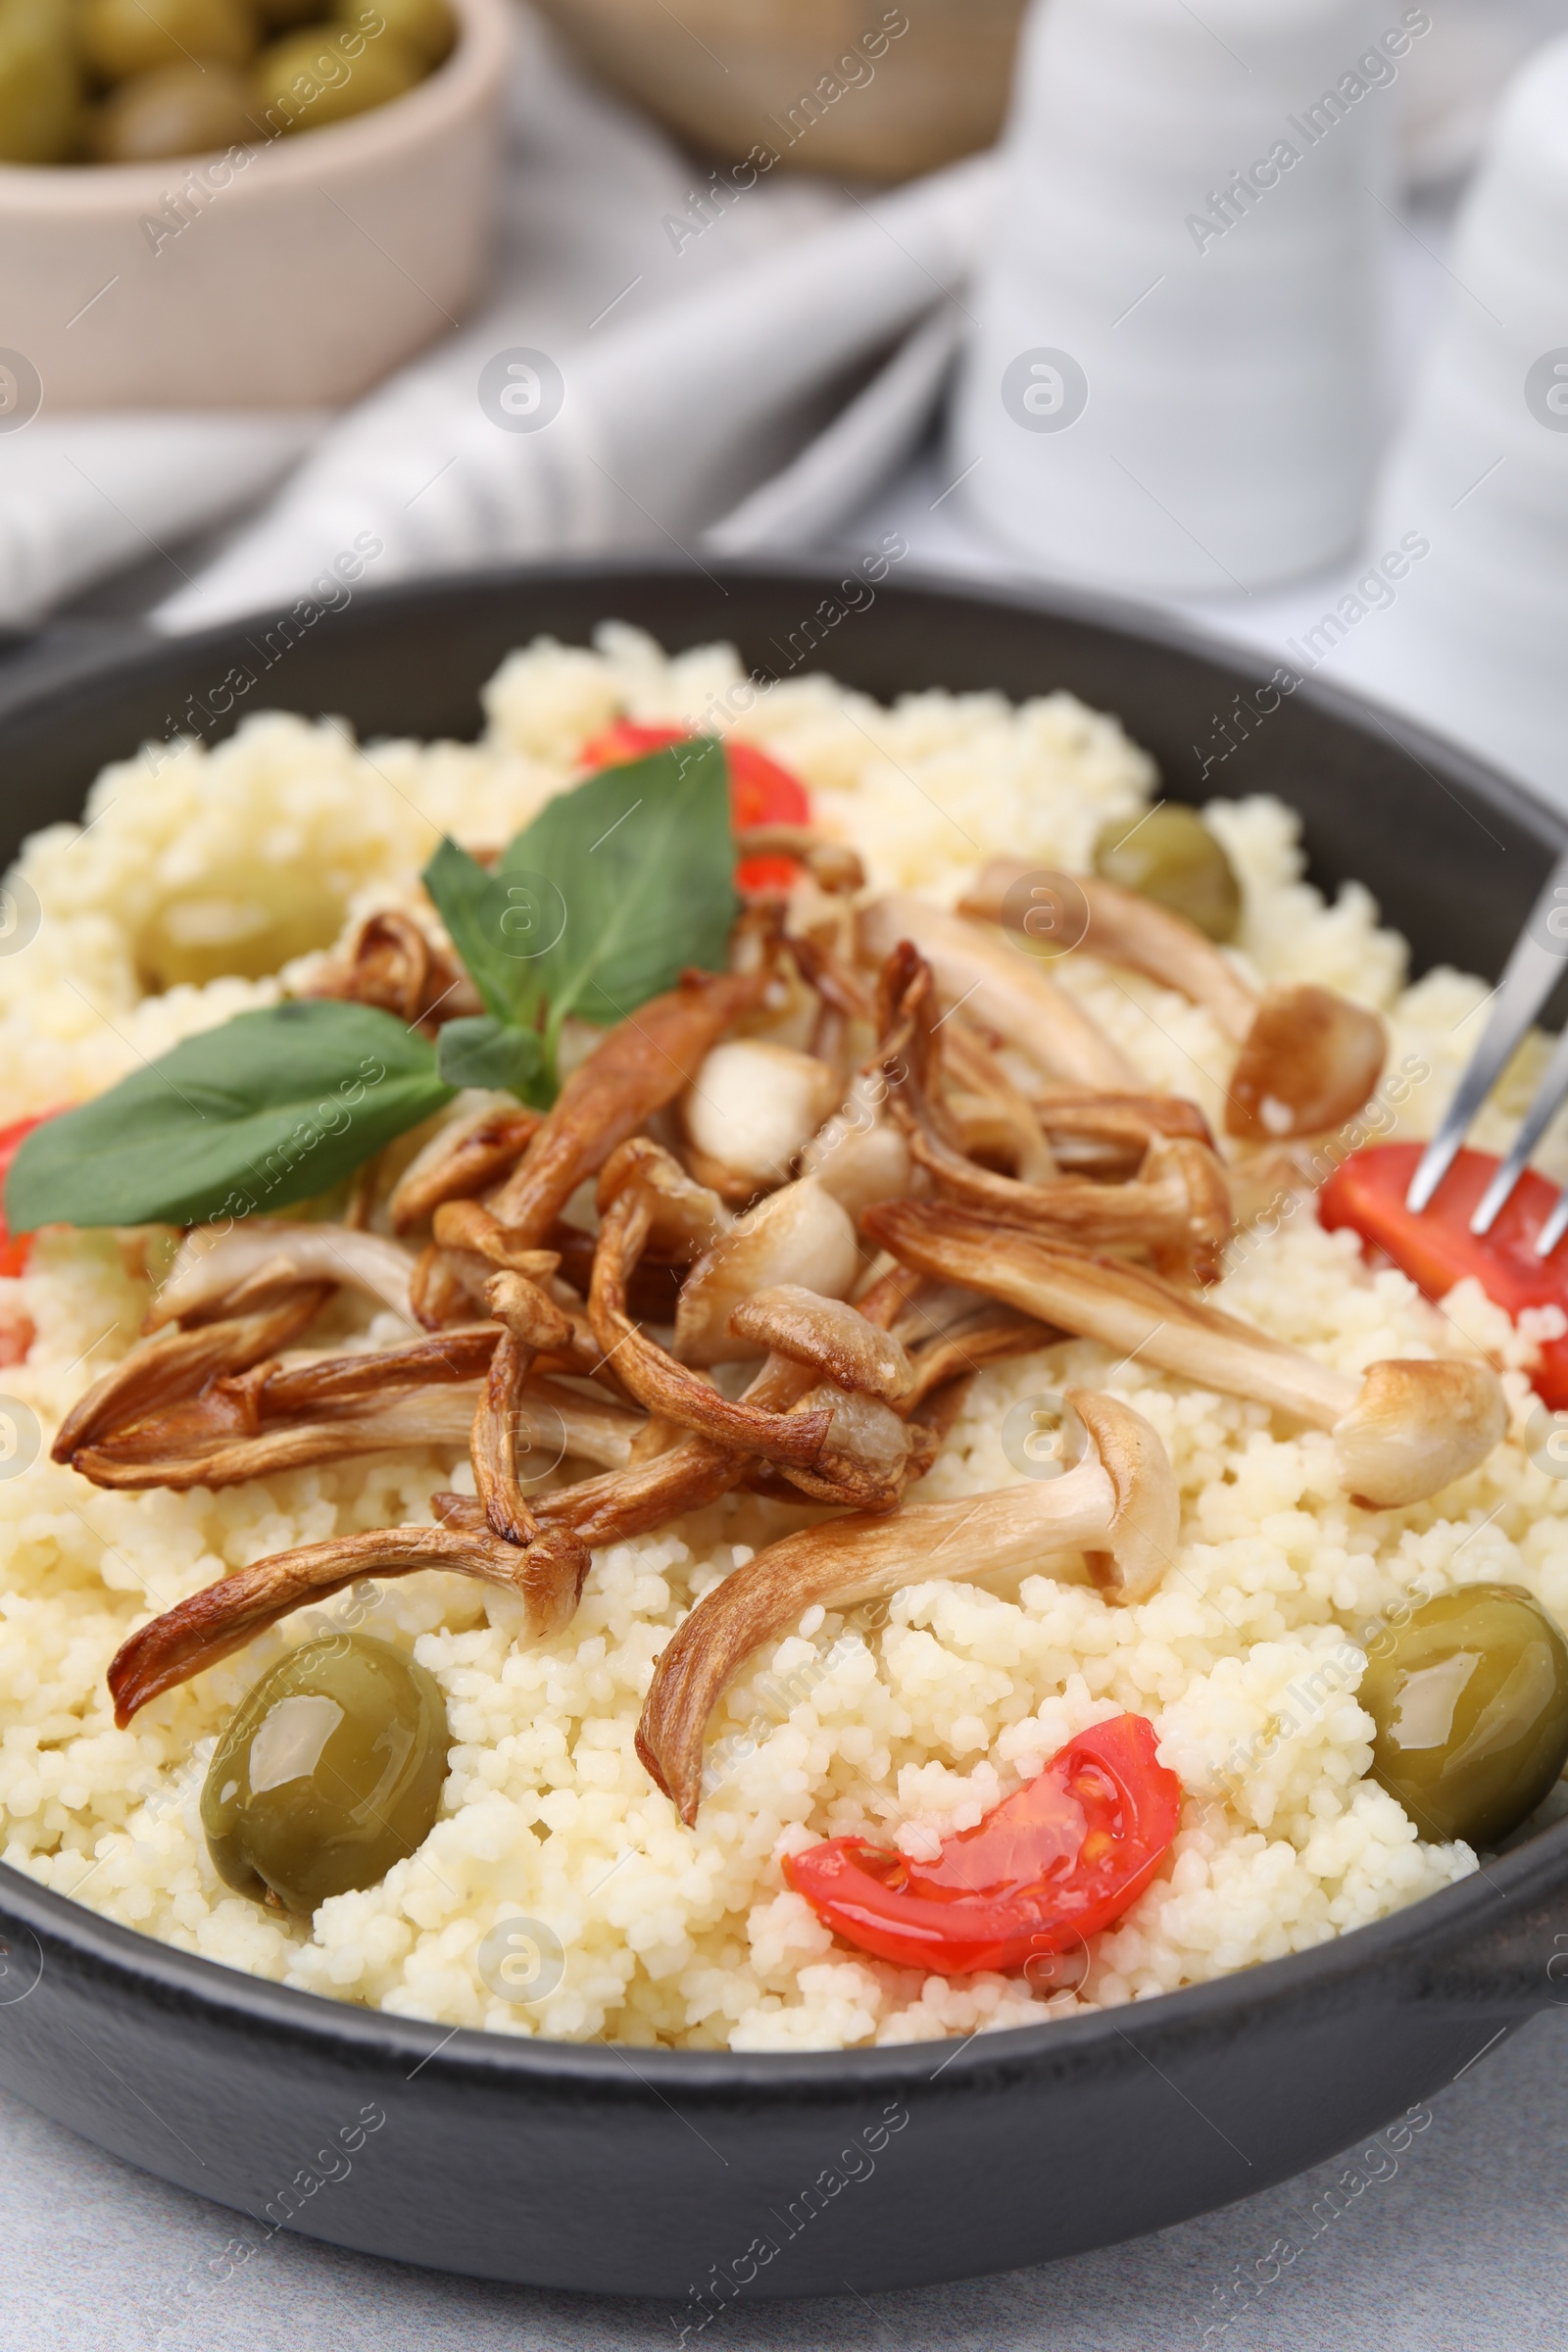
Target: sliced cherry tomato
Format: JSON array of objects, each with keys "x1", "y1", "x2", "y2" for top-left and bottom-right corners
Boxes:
[
  {"x1": 1320, "y1": 1142, "x2": 1568, "y2": 1408},
  {"x1": 784, "y1": 1714, "x2": 1182, "y2": 1978},
  {"x1": 578, "y1": 721, "x2": 808, "y2": 898},
  {"x1": 0, "y1": 1110, "x2": 65, "y2": 1279}
]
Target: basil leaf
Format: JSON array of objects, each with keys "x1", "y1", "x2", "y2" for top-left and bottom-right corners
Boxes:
[
  {"x1": 422, "y1": 838, "x2": 536, "y2": 1028},
  {"x1": 436, "y1": 1016, "x2": 552, "y2": 1106},
  {"x1": 6, "y1": 1001, "x2": 453, "y2": 1233},
  {"x1": 504, "y1": 739, "x2": 738, "y2": 1029}
]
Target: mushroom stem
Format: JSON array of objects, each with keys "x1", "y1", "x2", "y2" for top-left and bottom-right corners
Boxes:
[
  {"x1": 735, "y1": 826, "x2": 865, "y2": 894},
  {"x1": 866, "y1": 1198, "x2": 1352, "y2": 1420},
  {"x1": 864, "y1": 1200, "x2": 1506, "y2": 1506},
  {"x1": 146, "y1": 1224, "x2": 418, "y2": 1330},
  {"x1": 107, "y1": 1520, "x2": 591, "y2": 1726},
  {"x1": 390, "y1": 1099, "x2": 541, "y2": 1234},
  {"x1": 471, "y1": 1272, "x2": 576, "y2": 1546},
  {"x1": 51, "y1": 1287, "x2": 331, "y2": 1461},
  {"x1": 589, "y1": 1176, "x2": 833, "y2": 1469},
  {"x1": 485, "y1": 968, "x2": 768, "y2": 1241},
  {"x1": 857, "y1": 896, "x2": 1138, "y2": 1090},
  {"x1": 636, "y1": 1389, "x2": 1176, "y2": 1823},
  {"x1": 961, "y1": 864, "x2": 1258, "y2": 1042}
]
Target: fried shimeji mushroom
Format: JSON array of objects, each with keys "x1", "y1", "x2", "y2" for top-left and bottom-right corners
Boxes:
[
  {"x1": 107, "y1": 1263, "x2": 595, "y2": 1723},
  {"x1": 53, "y1": 1287, "x2": 332, "y2": 1461},
  {"x1": 959, "y1": 861, "x2": 1387, "y2": 1143},
  {"x1": 857, "y1": 895, "x2": 1138, "y2": 1090},
  {"x1": 734, "y1": 826, "x2": 865, "y2": 895},
  {"x1": 309, "y1": 907, "x2": 483, "y2": 1032},
  {"x1": 874, "y1": 942, "x2": 1233, "y2": 1285},
  {"x1": 146, "y1": 1221, "x2": 420, "y2": 1329},
  {"x1": 62, "y1": 1291, "x2": 644, "y2": 1492},
  {"x1": 635, "y1": 1390, "x2": 1179, "y2": 1823},
  {"x1": 591, "y1": 1143, "x2": 935, "y2": 1510},
  {"x1": 680, "y1": 1039, "x2": 842, "y2": 1199},
  {"x1": 864, "y1": 1200, "x2": 1507, "y2": 1510},
  {"x1": 484, "y1": 967, "x2": 769, "y2": 1245},
  {"x1": 389, "y1": 1098, "x2": 542, "y2": 1234},
  {"x1": 109, "y1": 1514, "x2": 592, "y2": 1726},
  {"x1": 798, "y1": 1070, "x2": 913, "y2": 1221},
  {"x1": 671, "y1": 1172, "x2": 861, "y2": 1368}
]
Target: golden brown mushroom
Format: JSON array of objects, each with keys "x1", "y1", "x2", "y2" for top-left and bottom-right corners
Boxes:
[
  {"x1": 636, "y1": 1388, "x2": 1178, "y2": 1822},
  {"x1": 864, "y1": 1200, "x2": 1507, "y2": 1510},
  {"x1": 960, "y1": 862, "x2": 1387, "y2": 1144},
  {"x1": 389, "y1": 1098, "x2": 542, "y2": 1234},
  {"x1": 875, "y1": 941, "x2": 1231, "y2": 1285},
  {"x1": 857, "y1": 894, "x2": 1138, "y2": 1090},
  {"x1": 484, "y1": 967, "x2": 769, "y2": 1243},
  {"x1": 672, "y1": 1175, "x2": 861, "y2": 1368},
  {"x1": 147, "y1": 1223, "x2": 419, "y2": 1330},
  {"x1": 107, "y1": 1516, "x2": 591, "y2": 1727}
]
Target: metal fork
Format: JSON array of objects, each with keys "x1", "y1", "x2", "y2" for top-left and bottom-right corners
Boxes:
[{"x1": 1407, "y1": 850, "x2": 1568, "y2": 1254}]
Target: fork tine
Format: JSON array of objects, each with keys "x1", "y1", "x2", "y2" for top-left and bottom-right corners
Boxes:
[
  {"x1": 1537, "y1": 1187, "x2": 1568, "y2": 1260},
  {"x1": 1469, "y1": 1023, "x2": 1568, "y2": 1234},
  {"x1": 1404, "y1": 851, "x2": 1568, "y2": 1214}
]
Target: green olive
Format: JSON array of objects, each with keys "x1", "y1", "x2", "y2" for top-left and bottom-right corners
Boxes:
[
  {"x1": 0, "y1": 0, "x2": 82, "y2": 164},
  {"x1": 202, "y1": 1633, "x2": 450, "y2": 1915},
  {"x1": 89, "y1": 62, "x2": 256, "y2": 161},
  {"x1": 80, "y1": 0, "x2": 255, "y2": 80},
  {"x1": 252, "y1": 22, "x2": 421, "y2": 131},
  {"x1": 1093, "y1": 805, "x2": 1243, "y2": 944},
  {"x1": 1360, "y1": 1584, "x2": 1568, "y2": 1849},
  {"x1": 135, "y1": 867, "x2": 345, "y2": 991},
  {"x1": 335, "y1": 0, "x2": 451, "y2": 67}
]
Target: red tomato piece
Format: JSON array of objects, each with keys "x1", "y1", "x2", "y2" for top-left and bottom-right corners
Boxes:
[
  {"x1": 577, "y1": 722, "x2": 809, "y2": 898},
  {"x1": 784, "y1": 1714, "x2": 1182, "y2": 1977},
  {"x1": 0, "y1": 1110, "x2": 65, "y2": 1279},
  {"x1": 1320, "y1": 1141, "x2": 1568, "y2": 1407}
]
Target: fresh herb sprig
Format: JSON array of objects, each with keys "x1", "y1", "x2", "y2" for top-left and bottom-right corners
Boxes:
[
  {"x1": 424, "y1": 736, "x2": 736, "y2": 1104},
  {"x1": 6, "y1": 741, "x2": 739, "y2": 1233}
]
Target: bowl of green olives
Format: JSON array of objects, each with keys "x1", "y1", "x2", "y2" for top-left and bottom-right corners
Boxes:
[{"x1": 0, "y1": 0, "x2": 510, "y2": 408}]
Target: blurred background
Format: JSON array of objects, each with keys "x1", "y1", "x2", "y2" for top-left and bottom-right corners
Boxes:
[{"x1": 2, "y1": 0, "x2": 1567, "y2": 803}]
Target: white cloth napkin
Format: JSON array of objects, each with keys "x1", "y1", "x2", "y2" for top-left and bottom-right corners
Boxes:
[
  {"x1": 0, "y1": 6, "x2": 991, "y2": 633},
  {"x1": 152, "y1": 156, "x2": 993, "y2": 627}
]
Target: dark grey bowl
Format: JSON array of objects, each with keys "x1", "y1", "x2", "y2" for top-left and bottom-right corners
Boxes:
[{"x1": 0, "y1": 562, "x2": 1564, "y2": 2302}]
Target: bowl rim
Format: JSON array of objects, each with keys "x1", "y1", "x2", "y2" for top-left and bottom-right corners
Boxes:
[
  {"x1": 0, "y1": 0, "x2": 512, "y2": 213},
  {"x1": 2, "y1": 551, "x2": 1566, "y2": 2094}
]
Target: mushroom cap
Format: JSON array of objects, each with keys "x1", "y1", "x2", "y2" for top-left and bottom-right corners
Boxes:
[
  {"x1": 682, "y1": 1039, "x2": 842, "y2": 1188},
  {"x1": 595, "y1": 1135, "x2": 730, "y2": 1257},
  {"x1": 675, "y1": 1177, "x2": 861, "y2": 1366},
  {"x1": 728, "y1": 1284, "x2": 916, "y2": 1403},
  {"x1": 1070, "y1": 1389, "x2": 1180, "y2": 1603},
  {"x1": 1227, "y1": 985, "x2": 1386, "y2": 1143},
  {"x1": 1334, "y1": 1357, "x2": 1508, "y2": 1510}
]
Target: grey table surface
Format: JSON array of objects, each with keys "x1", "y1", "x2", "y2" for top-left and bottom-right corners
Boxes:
[{"x1": 4, "y1": 2002, "x2": 1564, "y2": 2352}]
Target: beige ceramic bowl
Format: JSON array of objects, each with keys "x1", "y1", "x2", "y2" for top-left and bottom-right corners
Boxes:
[
  {"x1": 0, "y1": 0, "x2": 512, "y2": 413},
  {"x1": 533, "y1": 0, "x2": 1025, "y2": 181}
]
